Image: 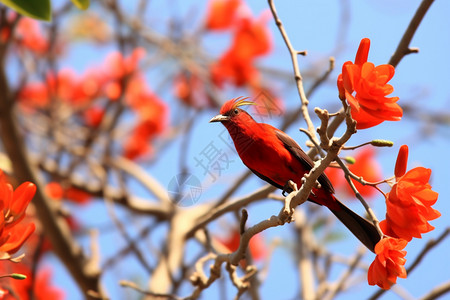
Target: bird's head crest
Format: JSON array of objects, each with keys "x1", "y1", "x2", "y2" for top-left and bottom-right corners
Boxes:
[{"x1": 220, "y1": 96, "x2": 256, "y2": 114}]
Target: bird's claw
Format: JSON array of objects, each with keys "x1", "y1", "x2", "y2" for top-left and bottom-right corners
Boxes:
[{"x1": 282, "y1": 180, "x2": 297, "y2": 196}]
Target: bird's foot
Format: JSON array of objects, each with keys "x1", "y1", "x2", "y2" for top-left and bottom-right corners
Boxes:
[{"x1": 282, "y1": 180, "x2": 297, "y2": 196}]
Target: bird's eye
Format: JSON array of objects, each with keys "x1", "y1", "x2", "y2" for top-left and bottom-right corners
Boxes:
[{"x1": 234, "y1": 108, "x2": 239, "y2": 115}]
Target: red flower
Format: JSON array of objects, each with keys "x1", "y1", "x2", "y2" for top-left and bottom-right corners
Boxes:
[
  {"x1": 211, "y1": 51, "x2": 259, "y2": 87},
  {"x1": 83, "y1": 106, "x2": 105, "y2": 127},
  {"x1": 45, "y1": 182, "x2": 64, "y2": 200},
  {"x1": 123, "y1": 76, "x2": 168, "y2": 160},
  {"x1": 65, "y1": 187, "x2": 92, "y2": 205},
  {"x1": 368, "y1": 237, "x2": 407, "y2": 290},
  {"x1": 230, "y1": 13, "x2": 272, "y2": 60},
  {"x1": 337, "y1": 38, "x2": 402, "y2": 129},
  {"x1": 45, "y1": 182, "x2": 92, "y2": 204},
  {"x1": 216, "y1": 228, "x2": 266, "y2": 261},
  {"x1": 326, "y1": 148, "x2": 382, "y2": 198},
  {"x1": 34, "y1": 268, "x2": 65, "y2": 300},
  {"x1": 205, "y1": 0, "x2": 242, "y2": 31},
  {"x1": 0, "y1": 171, "x2": 36, "y2": 254},
  {"x1": 19, "y1": 68, "x2": 106, "y2": 111},
  {"x1": 4, "y1": 264, "x2": 64, "y2": 300},
  {"x1": 102, "y1": 48, "x2": 146, "y2": 101},
  {"x1": 104, "y1": 81, "x2": 121, "y2": 100},
  {"x1": 173, "y1": 72, "x2": 216, "y2": 109},
  {"x1": 0, "y1": 221, "x2": 36, "y2": 254},
  {"x1": 104, "y1": 48, "x2": 146, "y2": 81},
  {"x1": 0, "y1": 173, "x2": 35, "y2": 228},
  {"x1": 123, "y1": 131, "x2": 152, "y2": 160},
  {"x1": 15, "y1": 18, "x2": 49, "y2": 55},
  {"x1": 17, "y1": 82, "x2": 49, "y2": 109},
  {"x1": 71, "y1": 69, "x2": 105, "y2": 106},
  {"x1": 211, "y1": 11, "x2": 272, "y2": 87},
  {"x1": 380, "y1": 145, "x2": 440, "y2": 241}
]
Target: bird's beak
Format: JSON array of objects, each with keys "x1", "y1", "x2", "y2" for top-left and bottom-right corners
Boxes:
[{"x1": 209, "y1": 114, "x2": 230, "y2": 123}]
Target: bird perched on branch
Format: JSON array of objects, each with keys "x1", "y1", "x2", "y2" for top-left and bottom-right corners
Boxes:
[{"x1": 210, "y1": 97, "x2": 381, "y2": 252}]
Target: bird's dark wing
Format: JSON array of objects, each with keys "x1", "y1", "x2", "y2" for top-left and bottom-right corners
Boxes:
[
  {"x1": 246, "y1": 166, "x2": 284, "y2": 190},
  {"x1": 275, "y1": 130, "x2": 335, "y2": 194}
]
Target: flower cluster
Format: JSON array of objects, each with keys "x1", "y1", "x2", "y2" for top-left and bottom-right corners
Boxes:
[
  {"x1": 335, "y1": 39, "x2": 440, "y2": 291},
  {"x1": 17, "y1": 46, "x2": 168, "y2": 161},
  {"x1": 210, "y1": 8, "x2": 272, "y2": 87},
  {"x1": 368, "y1": 145, "x2": 440, "y2": 289},
  {"x1": 173, "y1": 0, "x2": 281, "y2": 112},
  {"x1": 337, "y1": 38, "x2": 403, "y2": 129}
]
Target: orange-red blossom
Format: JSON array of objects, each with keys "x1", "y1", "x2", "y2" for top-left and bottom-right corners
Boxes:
[
  {"x1": 338, "y1": 38, "x2": 402, "y2": 129},
  {"x1": 0, "y1": 171, "x2": 36, "y2": 255},
  {"x1": 368, "y1": 237, "x2": 407, "y2": 290},
  {"x1": 205, "y1": 0, "x2": 242, "y2": 31},
  {"x1": 368, "y1": 145, "x2": 440, "y2": 290},
  {"x1": 381, "y1": 145, "x2": 440, "y2": 241}
]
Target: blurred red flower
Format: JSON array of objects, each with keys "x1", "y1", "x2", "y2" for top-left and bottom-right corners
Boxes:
[
  {"x1": 211, "y1": 11, "x2": 271, "y2": 87},
  {"x1": 326, "y1": 148, "x2": 382, "y2": 198},
  {"x1": 104, "y1": 48, "x2": 146, "y2": 81},
  {"x1": 83, "y1": 106, "x2": 105, "y2": 128},
  {"x1": 65, "y1": 187, "x2": 92, "y2": 205},
  {"x1": 211, "y1": 51, "x2": 259, "y2": 87},
  {"x1": 173, "y1": 72, "x2": 216, "y2": 109},
  {"x1": 205, "y1": 0, "x2": 242, "y2": 31},
  {"x1": 102, "y1": 48, "x2": 146, "y2": 101},
  {"x1": 123, "y1": 77, "x2": 168, "y2": 160},
  {"x1": 17, "y1": 82, "x2": 49, "y2": 109},
  {"x1": 216, "y1": 228, "x2": 266, "y2": 261},
  {"x1": 3, "y1": 264, "x2": 64, "y2": 300},
  {"x1": 19, "y1": 68, "x2": 105, "y2": 110},
  {"x1": 15, "y1": 18, "x2": 49, "y2": 55},
  {"x1": 45, "y1": 182, "x2": 92, "y2": 205},
  {"x1": 45, "y1": 182, "x2": 64, "y2": 200},
  {"x1": 337, "y1": 38, "x2": 402, "y2": 129},
  {"x1": 380, "y1": 146, "x2": 440, "y2": 241},
  {"x1": 368, "y1": 237, "x2": 407, "y2": 290},
  {"x1": 34, "y1": 268, "x2": 65, "y2": 300}
]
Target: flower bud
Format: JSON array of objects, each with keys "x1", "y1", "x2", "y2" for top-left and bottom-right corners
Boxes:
[{"x1": 394, "y1": 145, "x2": 408, "y2": 178}]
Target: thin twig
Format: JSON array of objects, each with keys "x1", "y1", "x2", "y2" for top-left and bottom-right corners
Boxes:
[
  {"x1": 120, "y1": 280, "x2": 181, "y2": 300},
  {"x1": 268, "y1": 0, "x2": 316, "y2": 138},
  {"x1": 335, "y1": 157, "x2": 382, "y2": 236},
  {"x1": 323, "y1": 247, "x2": 366, "y2": 300},
  {"x1": 389, "y1": 0, "x2": 435, "y2": 67},
  {"x1": 407, "y1": 227, "x2": 450, "y2": 274},
  {"x1": 420, "y1": 281, "x2": 450, "y2": 300}
]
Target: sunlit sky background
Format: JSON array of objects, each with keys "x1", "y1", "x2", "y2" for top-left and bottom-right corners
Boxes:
[{"x1": 35, "y1": 0, "x2": 450, "y2": 299}]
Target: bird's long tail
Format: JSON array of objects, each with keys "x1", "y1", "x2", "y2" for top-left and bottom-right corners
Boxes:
[{"x1": 329, "y1": 197, "x2": 381, "y2": 253}]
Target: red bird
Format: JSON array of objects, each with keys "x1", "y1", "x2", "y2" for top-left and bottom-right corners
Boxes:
[{"x1": 210, "y1": 97, "x2": 381, "y2": 252}]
